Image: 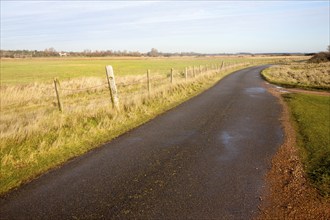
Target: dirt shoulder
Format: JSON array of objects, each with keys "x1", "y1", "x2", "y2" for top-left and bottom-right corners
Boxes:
[
  {"x1": 257, "y1": 86, "x2": 330, "y2": 219},
  {"x1": 279, "y1": 86, "x2": 330, "y2": 96}
]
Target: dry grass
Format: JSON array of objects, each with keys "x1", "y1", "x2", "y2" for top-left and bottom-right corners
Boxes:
[{"x1": 262, "y1": 62, "x2": 330, "y2": 90}]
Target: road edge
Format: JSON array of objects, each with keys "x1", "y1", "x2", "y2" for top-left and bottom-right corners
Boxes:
[{"x1": 256, "y1": 86, "x2": 330, "y2": 219}]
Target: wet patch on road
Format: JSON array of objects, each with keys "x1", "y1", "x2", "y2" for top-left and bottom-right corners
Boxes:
[
  {"x1": 217, "y1": 131, "x2": 240, "y2": 161},
  {"x1": 245, "y1": 87, "x2": 266, "y2": 94}
]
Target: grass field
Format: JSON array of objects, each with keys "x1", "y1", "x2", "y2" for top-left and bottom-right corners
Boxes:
[
  {"x1": 0, "y1": 57, "x2": 250, "y2": 84},
  {"x1": 0, "y1": 56, "x2": 299, "y2": 85},
  {"x1": 262, "y1": 62, "x2": 330, "y2": 90},
  {"x1": 0, "y1": 56, "x2": 303, "y2": 194},
  {"x1": 284, "y1": 93, "x2": 330, "y2": 197}
]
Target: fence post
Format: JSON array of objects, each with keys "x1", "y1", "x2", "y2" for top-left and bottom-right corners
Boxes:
[
  {"x1": 54, "y1": 78, "x2": 63, "y2": 112},
  {"x1": 185, "y1": 67, "x2": 188, "y2": 81},
  {"x1": 147, "y1": 69, "x2": 151, "y2": 95},
  {"x1": 221, "y1": 61, "x2": 224, "y2": 70},
  {"x1": 171, "y1": 68, "x2": 174, "y2": 83},
  {"x1": 105, "y1": 65, "x2": 119, "y2": 110}
]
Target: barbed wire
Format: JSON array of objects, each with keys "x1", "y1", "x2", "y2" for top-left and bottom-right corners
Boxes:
[
  {"x1": 117, "y1": 81, "x2": 144, "y2": 87},
  {"x1": 117, "y1": 77, "x2": 146, "y2": 86},
  {"x1": 60, "y1": 83, "x2": 108, "y2": 92},
  {"x1": 2, "y1": 62, "x2": 252, "y2": 114},
  {"x1": 1, "y1": 100, "x2": 54, "y2": 111},
  {"x1": 150, "y1": 77, "x2": 169, "y2": 84}
]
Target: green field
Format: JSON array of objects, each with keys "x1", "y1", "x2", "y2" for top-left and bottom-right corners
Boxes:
[
  {"x1": 284, "y1": 93, "x2": 330, "y2": 197},
  {"x1": 1, "y1": 57, "x2": 261, "y2": 85}
]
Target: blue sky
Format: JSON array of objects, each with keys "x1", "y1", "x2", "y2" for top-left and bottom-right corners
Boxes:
[{"x1": 1, "y1": 1, "x2": 329, "y2": 53}]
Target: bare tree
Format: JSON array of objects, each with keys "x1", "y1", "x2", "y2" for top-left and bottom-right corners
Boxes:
[{"x1": 148, "y1": 48, "x2": 159, "y2": 57}]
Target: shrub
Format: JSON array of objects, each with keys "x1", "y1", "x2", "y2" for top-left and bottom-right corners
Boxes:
[{"x1": 308, "y1": 52, "x2": 330, "y2": 63}]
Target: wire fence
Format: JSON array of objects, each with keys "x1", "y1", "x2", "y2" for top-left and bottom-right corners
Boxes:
[{"x1": 1, "y1": 61, "x2": 253, "y2": 115}]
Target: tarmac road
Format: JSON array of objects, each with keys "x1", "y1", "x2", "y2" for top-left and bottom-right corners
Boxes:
[{"x1": 0, "y1": 65, "x2": 283, "y2": 219}]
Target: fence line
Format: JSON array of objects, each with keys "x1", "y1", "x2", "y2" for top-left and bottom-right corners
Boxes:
[
  {"x1": 1, "y1": 61, "x2": 252, "y2": 114},
  {"x1": 61, "y1": 83, "x2": 108, "y2": 92},
  {"x1": 54, "y1": 61, "x2": 252, "y2": 112}
]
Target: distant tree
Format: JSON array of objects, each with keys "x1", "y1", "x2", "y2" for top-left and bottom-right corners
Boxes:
[
  {"x1": 43, "y1": 47, "x2": 58, "y2": 57},
  {"x1": 148, "y1": 48, "x2": 159, "y2": 57},
  {"x1": 328, "y1": 45, "x2": 330, "y2": 53},
  {"x1": 44, "y1": 47, "x2": 56, "y2": 53}
]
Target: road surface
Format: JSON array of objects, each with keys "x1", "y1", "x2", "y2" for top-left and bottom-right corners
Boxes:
[{"x1": 0, "y1": 65, "x2": 283, "y2": 219}]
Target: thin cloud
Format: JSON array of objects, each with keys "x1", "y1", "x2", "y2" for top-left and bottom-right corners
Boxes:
[{"x1": 1, "y1": 1, "x2": 328, "y2": 53}]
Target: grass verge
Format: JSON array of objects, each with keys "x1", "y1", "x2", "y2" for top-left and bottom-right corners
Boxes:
[
  {"x1": 0, "y1": 65, "x2": 247, "y2": 195},
  {"x1": 283, "y1": 93, "x2": 330, "y2": 197},
  {"x1": 261, "y1": 62, "x2": 330, "y2": 90}
]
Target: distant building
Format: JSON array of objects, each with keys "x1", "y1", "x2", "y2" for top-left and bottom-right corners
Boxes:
[{"x1": 59, "y1": 52, "x2": 68, "y2": 57}]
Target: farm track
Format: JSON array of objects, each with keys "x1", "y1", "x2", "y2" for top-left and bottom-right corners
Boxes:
[{"x1": 0, "y1": 66, "x2": 283, "y2": 219}]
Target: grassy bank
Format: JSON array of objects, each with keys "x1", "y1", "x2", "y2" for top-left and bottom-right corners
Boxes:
[
  {"x1": 262, "y1": 62, "x2": 330, "y2": 90},
  {"x1": 283, "y1": 93, "x2": 330, "y2": 197}
]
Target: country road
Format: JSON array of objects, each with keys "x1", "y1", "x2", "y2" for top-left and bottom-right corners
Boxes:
[{"x1": 0, "y1": 65, "x2": 283, "y2": 219}]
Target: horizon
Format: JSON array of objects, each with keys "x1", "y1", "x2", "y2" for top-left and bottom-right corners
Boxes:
[
  {"x1": 0, "y1": 48, "x2": 321, "y2": 55},
  {"x1": 1, "y1": 1, "x2": 329, "y2": 53}
]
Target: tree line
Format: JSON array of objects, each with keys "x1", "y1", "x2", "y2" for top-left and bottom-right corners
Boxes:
[
  {"x1": 0, "y1": 48, "x2": 143, "y2": 58},
  {"x1": 0, "y1": 48, "x2": 244, "y2": 58},
  {"x1": 0, "y1": 47, "x2": 313, "y2": 58}
]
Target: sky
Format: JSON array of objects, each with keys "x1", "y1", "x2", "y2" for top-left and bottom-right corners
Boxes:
[{"x1": 1, "y1": 1, "x2": 329, "y2": 53}]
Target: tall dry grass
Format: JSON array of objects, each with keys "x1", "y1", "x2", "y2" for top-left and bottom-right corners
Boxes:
[{"x1": 262, "y1": 62, "x2": 330, "y2": 90}]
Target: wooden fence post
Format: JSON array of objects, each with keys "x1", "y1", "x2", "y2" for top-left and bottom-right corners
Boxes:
[
  {"x1": 192, "y1": 66, "x2": 195, "y2": 78},
  {"x1": 147, "y1": 69, "x2": 151, "y2": 95},
  {"x1": 171, "y1": 68, "x2": 174, "y2": 83},
  {"x1": 185, "y1": 67, "x2": 188, "y2": 81},
  {"x1": 221, "y1": 61, "x2": 224, "y2": 70},
  {"x1": 105, "y1": 65, "x2": 119, "y2": 110},
  {"x1": 54, "y1": 78, "x2": 63, "y2": 112}
]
